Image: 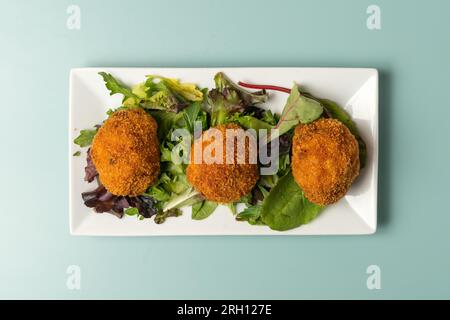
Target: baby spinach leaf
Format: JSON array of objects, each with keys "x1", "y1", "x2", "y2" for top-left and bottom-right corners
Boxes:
[
  {"x1": 236, "y1": 204, "x2": 264, "y2": 225},
  {"x1": 273, "y1": 85, "x2": 323, "y2": 138},
  {"x1": 98, "y1": 72, "x2": 139, "y2": 103},
  {"x1": 72, "y1": 151, "x2": 81, "y2": 157},
  {"x1": 260, "y1": 172, "x2": 323, "y2": 231},
  {"x1": 192, "y1": 200, "x2": 218, "y2": 220},
  {"x1": 302, "y1": 93, "x2": 367, "y2": 169}
]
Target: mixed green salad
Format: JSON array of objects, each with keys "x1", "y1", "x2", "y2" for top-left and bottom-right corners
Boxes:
[{"x1": 74, "y1": 71, "x2": 366, "y2": 231}]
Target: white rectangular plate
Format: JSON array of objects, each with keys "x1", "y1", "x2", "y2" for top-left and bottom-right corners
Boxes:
[{"x1": 69, "y1": 67, "x2": 378, "y2": 236}]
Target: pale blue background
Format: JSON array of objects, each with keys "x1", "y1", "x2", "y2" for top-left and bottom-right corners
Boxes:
[{"x1": 0, "y1": 0, "x2": 449, "y2": 299}]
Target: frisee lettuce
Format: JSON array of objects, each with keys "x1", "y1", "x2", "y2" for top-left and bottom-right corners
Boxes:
[
  {"x1": 271, "y1": 84, "x2": 323, "y2": 139},
  {"x1": 74, "y1": 128, "x2": 97, "y2": 147}
]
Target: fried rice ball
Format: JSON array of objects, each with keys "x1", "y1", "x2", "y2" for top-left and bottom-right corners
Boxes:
[
  {"x1": 292, "y1": 118, "x2": 360, "y2": 206},
  {"x1": 186, "y1": 123, "x2": 259, "y2": 203},
  {"x1": 91, "y1": 108, "x2": 160, "y2": 196}
]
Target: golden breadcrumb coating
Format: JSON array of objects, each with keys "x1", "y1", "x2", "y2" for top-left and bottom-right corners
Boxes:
[
  {"x1": 186, "y1": 123, "x2": 259, "y2": 203},
  {"x1": 292, "y1": 118, "x2": 360, "y2": 205},
  {"x1": 91, "y1": 108, "x2": 160, "y2": 196}
]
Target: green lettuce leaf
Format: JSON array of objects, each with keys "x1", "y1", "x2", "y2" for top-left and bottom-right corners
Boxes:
[
  {"x1": 192, "y1": 201, "x2": 218, "y2": 220},
  {"x1": 157, "y1": 77, "x2": 203, "y2": 102},
  {"x1": 302, "y1": 93, "x2": 367, "y2": 168},
  {"x1": 272, "y1": 85, "x2": 323, "y2": 138},
  {"x1": 150, "y1": 110, "x2": 184, "y2": 140},
  {"x1": 124, "y1": 207, "x2": 139, "y2": 216},
  {"x1": 144, "y1": 75, "x2": 203, "y2": 111},
  {"x1": 154, "y1": 208, "x2": 182, "y2": 224},
  {"x1": 260, "y1": 171, "x2": 323, "y2": 231},
  {"x1": 98, "y1": 72, "x2": 139, "y2": 104},
  {"x1": 146, "y1": 90, "x2": 182, "y2": 111},
  {"x1": 227, "y1": 113, "x2": 273, "y2": 130},
  {"x1": 182, "y1": 101, "x2": 201, "y2": 134},
  {"x1": 162, "y1": 188, "x2": 201, "y2": 211},
  {"x1": 319, "y1": 99, "x2": 367, "y2": 168},
  {"x1": 226, "y1": 203, "x2": 237, "y2": 215},
  {"x1": 261, "y1": 110, "x2": 277, "y2": 125}
]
